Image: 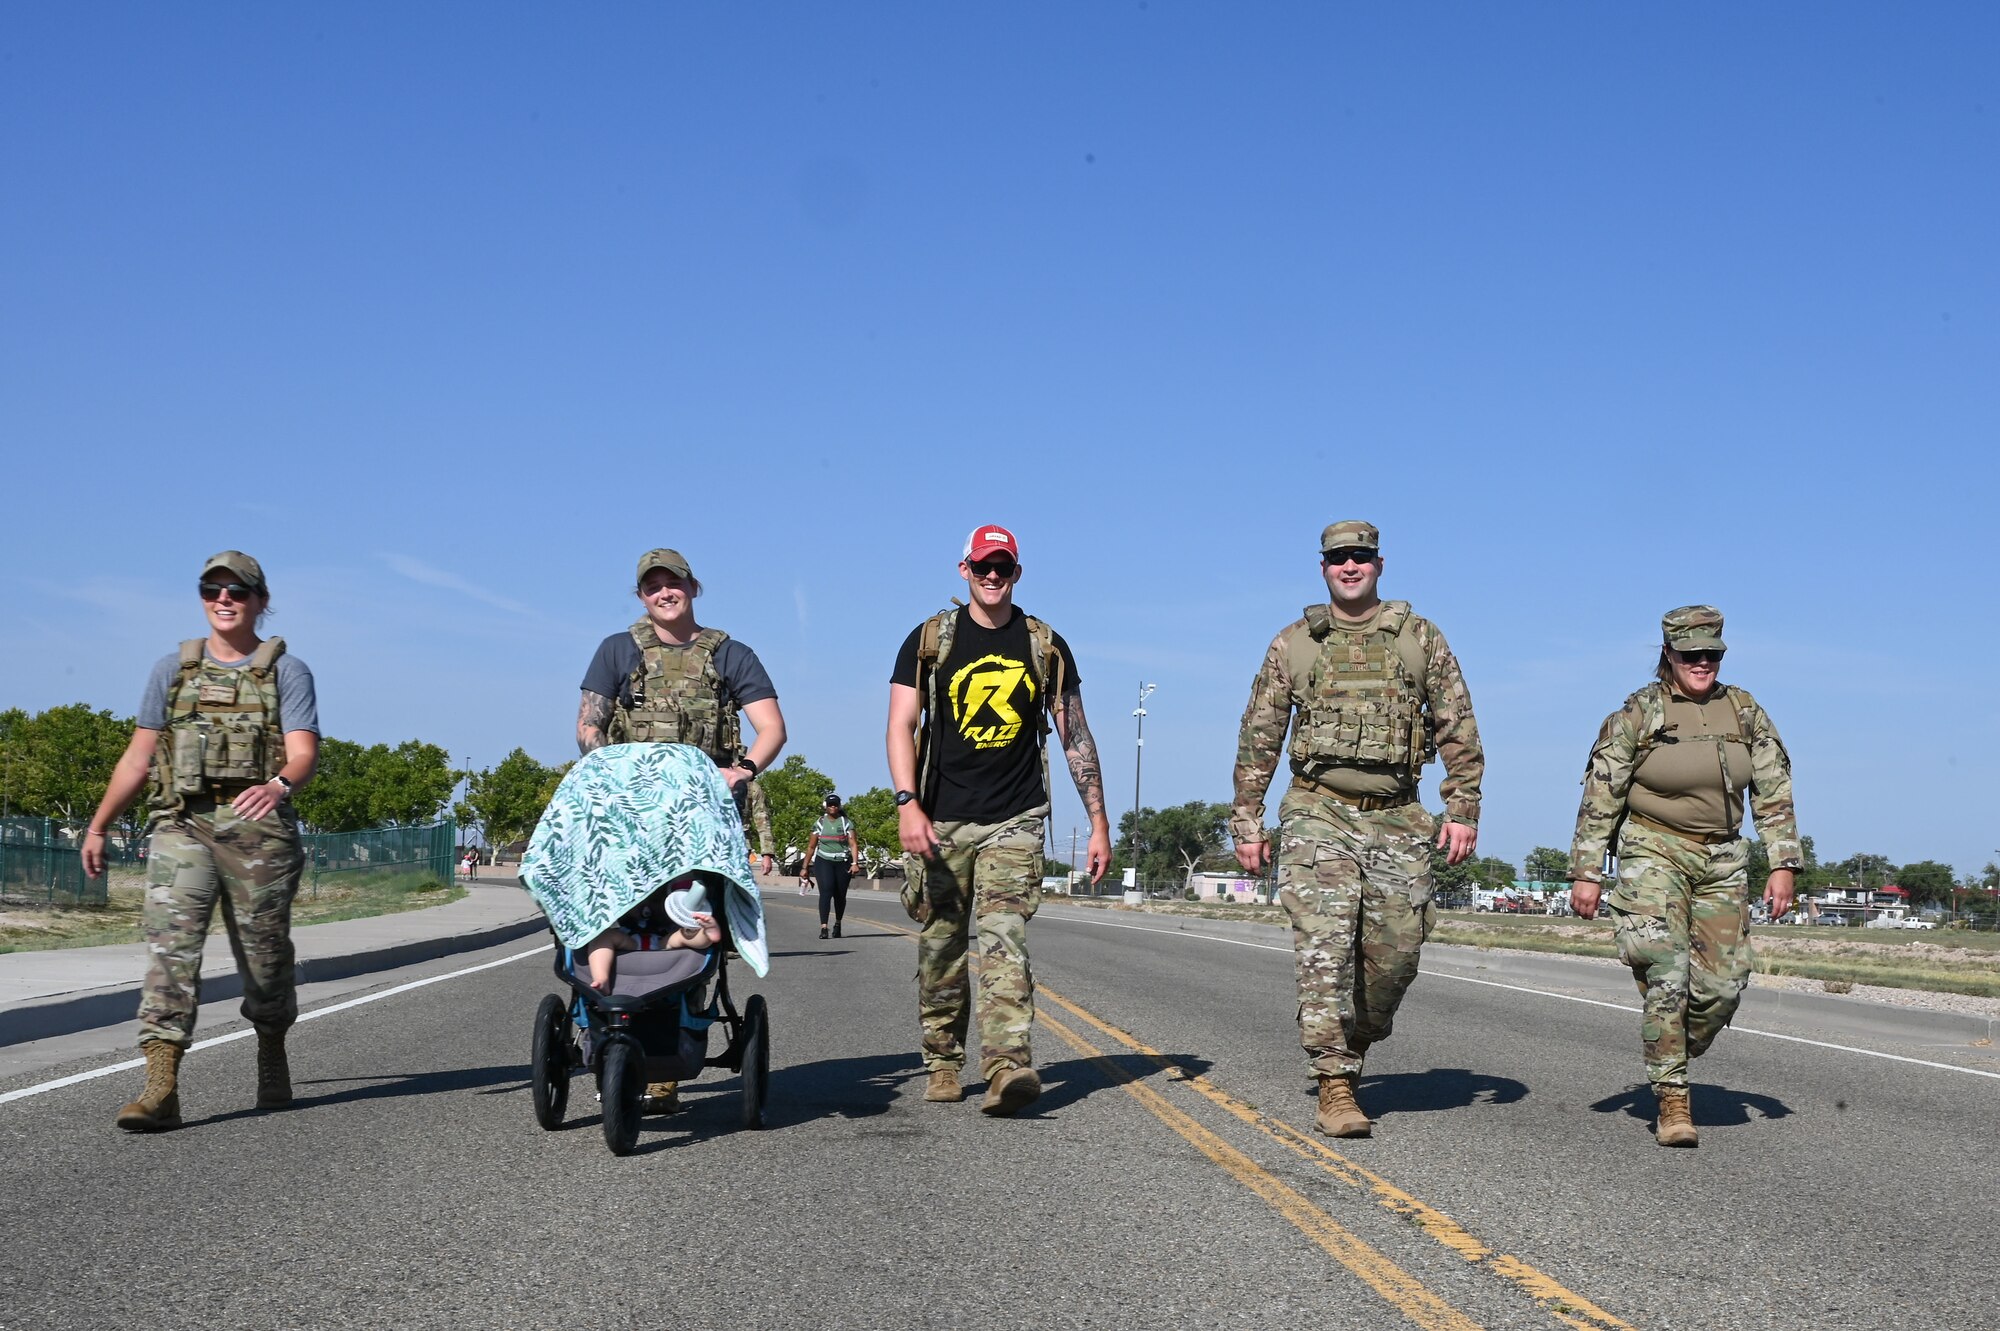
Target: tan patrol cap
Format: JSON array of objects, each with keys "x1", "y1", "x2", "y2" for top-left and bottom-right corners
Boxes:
[
  {"x1": 1662, "y1": 605, "x2": 1726, "y2": 651},
  {"x1": 636, "y1": 548, "x2": 693, "y2": 586},
  {"x1": 1319, "y1": 520, "x2": 1379, "y2": 553},
  {"x1": 201, "y1": 550, "x2": 267, "y2": 592}
]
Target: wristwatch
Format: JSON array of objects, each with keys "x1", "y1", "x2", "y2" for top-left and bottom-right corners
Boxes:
[
  {"x1": 739, "y1": 757, "x2": 759, "y2": 776},
  {"x1": 895, "y1": 790, "x2": 917, "y2": 806},
  {"x1": 271, "y1": 774, "x2": 294, "y2": 795}
]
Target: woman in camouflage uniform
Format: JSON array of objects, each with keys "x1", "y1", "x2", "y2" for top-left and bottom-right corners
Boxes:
[
  {"x1": 1567, "y1": 606, "x2": 1800, "y2": 1148},
  {"x1": 81, "y1": 552, "x2": 320, "y2": 1132}
]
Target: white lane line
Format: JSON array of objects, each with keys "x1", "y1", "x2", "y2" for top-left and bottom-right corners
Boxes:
[
  {"x1": 0, "y1": 944, "x2": 552, "y2": 1108},
  {"x1": 1038, "y1": 911, "x2": 2000, "y2": 1082}
]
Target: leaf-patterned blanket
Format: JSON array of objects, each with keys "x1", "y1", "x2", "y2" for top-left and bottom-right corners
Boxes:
[{"x1": 519, "y1": 744, "x2": 767, "y2": 977}]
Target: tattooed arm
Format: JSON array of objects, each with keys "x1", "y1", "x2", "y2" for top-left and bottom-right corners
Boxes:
[
  {"x1": 577, "y1": 690, "x2": 614, "y2": 755},
  {"x1": 1052, "y1": 685, "x2": 1113, "y2": 883}
]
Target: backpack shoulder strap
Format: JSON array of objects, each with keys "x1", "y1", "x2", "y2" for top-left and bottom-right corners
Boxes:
[
  {"x1": 1629, "y1": 682, "x2": 1671, "y2": 752},
  {"x1": 178, "y1": 639, "x2": 205, "y2": 669},
  {"x1": 248, "y1": 637, "x2": 285, "y2": 675},
  {"x1": 1380, "y1": 603, "x2": 1427, "y2": 704}
]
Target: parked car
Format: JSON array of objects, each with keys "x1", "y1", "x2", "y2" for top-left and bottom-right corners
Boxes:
[
  {"x1": 1813, "y1": 914, "x2": 1850, "y2": 926},
  {"x1": 1904, "y1": 918, "x2": 1938, "y2": 930}
]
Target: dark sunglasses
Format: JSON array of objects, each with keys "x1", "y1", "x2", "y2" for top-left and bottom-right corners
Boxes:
[
  {"x1": 1674, "y1": 648, "x2": 1725, "y2": 665},
  {"x1": 198, "y1": 581, "x2": 258, "y2": 601},
  {"x1": 1322, "y1": 548, "x2": 1378, "y2": 567},
  {"x1": 967, "y1": 558, "x2": 1017, "y2": 578}
]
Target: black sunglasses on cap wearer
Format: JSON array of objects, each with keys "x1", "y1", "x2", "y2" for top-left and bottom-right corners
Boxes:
[
  {"x1": 1321, "y1": 548, "x2": 1378, "y2": 567},
  {"x1": 1673, "y1": 648, "x2": 1725, "y2": 665},
  {"x1": 967, "y1": 557, "x2": 1017, "y2": 577},
  {"x1": 198, "y1": 581, "x2": 258, "y2": 602}
]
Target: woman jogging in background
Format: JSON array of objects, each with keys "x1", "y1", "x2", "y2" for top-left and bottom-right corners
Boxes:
[{"x1": 805, "y1": 794, "x2": 860, "y2": 939}]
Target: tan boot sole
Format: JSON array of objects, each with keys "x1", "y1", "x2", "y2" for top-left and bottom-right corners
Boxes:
[
  {"x1": 980, "y1": 1068, "x2": 1042, "y2": 1116},
  {"x1": 115, "y1": 1098, "x2": 181, "y2": 1132}
]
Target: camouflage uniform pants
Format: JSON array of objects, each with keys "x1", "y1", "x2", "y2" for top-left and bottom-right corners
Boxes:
[
  {"x1": 138, "y1": 799, "x2": 303, "y2": 1049},
  {"x1": 1607, "y1": 821, "x2": 1751, "y2": 1087},
  {"x1": 905, "y1": 808, "x2": 1046, "y2": 1081},
  {"x1": 1276, "y1": 786, "x2": 1436, "y2": 1078}
]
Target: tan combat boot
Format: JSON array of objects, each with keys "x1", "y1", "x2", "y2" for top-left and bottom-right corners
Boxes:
[
  {"x1": 256, "y1": 1030, "x2": 293, "y2": 1110},
  {"x1": 1653, "y1": 1085, "x2": 1698, "y2": 1147},
  {"x1": 923, "y1": 1068, "x2": 964, "y2": 1103},
  {"x1": 115, "y1": 1041, "x2": 184, "y2": 1132},
  {"x1": 644, "y1": 1080, "x2": 682, "y2": 1114},
  {"x1": 980, "y1": 1065, "x2": 1042, "y2": 1117},
  {"x1": 1315, "y1": 1075, "x2": 1372, "y2": 1138}
]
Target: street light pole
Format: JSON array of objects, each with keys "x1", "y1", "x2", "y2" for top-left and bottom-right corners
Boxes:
[{"x1": 1132, "y1": 682, "x2": 1155, "y2": 893}]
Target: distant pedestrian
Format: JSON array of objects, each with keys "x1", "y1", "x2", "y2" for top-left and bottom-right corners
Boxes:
[
  {"x1": 887, "y1": 524, "x2": 1111, "y2": 1115},
  {"x1": 1231, "y1": 521, "x2": 1484, "y2": 1139},
  {"x1": 805, "y1": 794, "x2": 859, "y2": 939},
  {"x1": 1568, "y1": 606, "x2": 1800, "y2": 1148},
  {"x1": 80, "y1": 552, "x2": 321, "y2": 1132}
]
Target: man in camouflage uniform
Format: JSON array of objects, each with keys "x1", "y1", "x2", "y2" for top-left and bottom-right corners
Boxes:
[
  {"x1": 887, "y1": 524, "x2": 1111, "y2": 1115},
  {"x1": 1568, "y1": 606, "x2": 1800, "y2": 1147},
  {"x1": 1232, "y1": 521, "x2": 1484, "y2": 1138},
  {"x1": 80, "y1": 551, "x2": 321, "y2": 1131}
]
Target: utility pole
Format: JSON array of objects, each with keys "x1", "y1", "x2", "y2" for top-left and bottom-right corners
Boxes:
[{"x1": 1131, "y1": 682, "x2": 1155, "y2": 893}]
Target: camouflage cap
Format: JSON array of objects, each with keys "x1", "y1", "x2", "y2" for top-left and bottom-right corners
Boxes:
[
  {"x1": 1319, "y1": 520, "x2": 1379, "y2": 553},
  {"x1": 1662, "y1": 605, "x2": 1726, "y2": 651},
  {"x1": 201, "y1": 550, "x2": 266, "y2": 592},
  {"x1": 636, "y1": 548, "x2": 693, "y2": 586}
]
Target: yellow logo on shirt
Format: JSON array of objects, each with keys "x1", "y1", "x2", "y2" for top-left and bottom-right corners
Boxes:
[{"x1": 948, "y1": 654, "x2": 1037, "y2": 749}]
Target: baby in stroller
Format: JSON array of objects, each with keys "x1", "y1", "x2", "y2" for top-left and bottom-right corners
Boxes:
[{"x1": 583, "y1": 877, "x2": 724, "y2": 991}]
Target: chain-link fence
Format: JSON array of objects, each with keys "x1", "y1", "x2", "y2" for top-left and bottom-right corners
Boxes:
[
  {"x1": 304, "y1": 819, "x2": 458, "y2": 897},
  {"x1": 0, "y1": 817, "x2": 108, "y2": 906},
  {"x1": 1, "y1": 816, "x2": 457, "y2": 907}
]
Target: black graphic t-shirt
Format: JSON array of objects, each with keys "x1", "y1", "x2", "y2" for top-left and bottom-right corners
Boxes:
[{"x1": 891, "y1": 607, "x2": 1081, "y2": 824}]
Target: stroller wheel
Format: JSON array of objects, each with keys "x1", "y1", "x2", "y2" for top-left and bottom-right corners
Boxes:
[
  {"x1": 530, "y1": 995, "x2": 572, "y2": 1130},
  {"x1": 739, "y1": 994, "x2": 770, "y2": 1131},
  {"x1": 599, "y1": 1038, "x2": 643, "y2": 1156}
]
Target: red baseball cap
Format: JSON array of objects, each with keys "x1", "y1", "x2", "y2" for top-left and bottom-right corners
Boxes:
[{"x1": 963, "y1": 524, "x2": 1019, "y2": 562}]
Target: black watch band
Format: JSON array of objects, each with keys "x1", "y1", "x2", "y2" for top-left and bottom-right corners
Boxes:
[
  {"x1": 739, "y1": 757, "x2": 758, "y2": 776},
  {"x1": 271, "y1": 774, "x2": 294, "y2": 794},
  {"x1": 895, "y1": 789, "x2": 917, "y2": 806}
]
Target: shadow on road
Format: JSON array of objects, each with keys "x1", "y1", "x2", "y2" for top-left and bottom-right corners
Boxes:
[
  {"x1": 1588, "y1": 1083, "x2": 1793, "y2": 1126},
  {"x1": 1032, "y1": 1053, "x2": 1215, "y2": 1115},
  {"x1": 1336, "y1": 1067, "x2": 1530, "y2": 1117},
  {"x1": 181, "y1": 1064, "x2": 530, "y2": 1128},
  {"x1": 761, "y1": 1051, "x2": 930, "y2": 1128}
]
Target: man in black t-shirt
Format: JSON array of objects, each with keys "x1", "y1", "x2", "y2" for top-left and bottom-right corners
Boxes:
[{"x1": 887, "y1": 524, "x2": 1112, "y2": 1116}]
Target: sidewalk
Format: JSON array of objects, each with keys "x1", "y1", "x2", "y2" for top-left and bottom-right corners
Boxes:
[{"x1": 0, "y1": 869, "x2": 547, "y2": 1047}]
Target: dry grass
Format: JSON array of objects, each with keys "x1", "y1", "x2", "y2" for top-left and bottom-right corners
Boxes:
[
  {"x1": 1061, "y1": 897, "x2": 2000, "y2": 999},
  {"x1": 0, "y1": 866, "x2": 463, "y2": 955}
]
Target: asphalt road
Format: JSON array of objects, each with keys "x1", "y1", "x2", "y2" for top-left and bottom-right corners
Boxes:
[{"x1": 3, "y1": 890, "x2": 1995, "y2": 1331}]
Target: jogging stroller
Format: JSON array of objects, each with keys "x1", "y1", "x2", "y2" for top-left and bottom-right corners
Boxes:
[{"x1": 519, "y1": 743, "x2": 772, "y2": 1155}]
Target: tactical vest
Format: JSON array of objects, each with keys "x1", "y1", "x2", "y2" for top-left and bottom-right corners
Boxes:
[
  {"x1": 914, "y1": 605, "x2": 1064, "y2": 808},
  {"x1": 1284, "y1": 601, "x2": 1433, "y2": 783},
  {"x1": 605, "y1": 621, "x2": 740, "y2": 764},
  {"x1": 149, "y1": 637, "x2": 288, "y2": 815},
  {"x1": 1625, "y1": 681, "x2": 1753, "y2": 804}
]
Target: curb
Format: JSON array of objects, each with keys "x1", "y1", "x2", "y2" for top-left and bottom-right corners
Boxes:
[{"x1": 0, "y1": 916, "x2": 548, "y2": 1049}]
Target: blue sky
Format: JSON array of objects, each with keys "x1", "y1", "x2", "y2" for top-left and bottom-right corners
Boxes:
[{"x1": 3, "y1": 4, "x2": 1994, "y2": 876}]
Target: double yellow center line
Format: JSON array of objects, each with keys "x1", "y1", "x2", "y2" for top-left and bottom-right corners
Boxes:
[{"x1": 792, "y1": 902, "x2": 1635, "y2": 1331}]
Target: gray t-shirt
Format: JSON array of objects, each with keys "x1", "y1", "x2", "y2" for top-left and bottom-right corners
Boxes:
[
  {"x1": 138, "y1": 647, "x2": 321, "y2": 734},
  {"x1": 581, "y1": 630, "x2": 777, "y2": 710}
]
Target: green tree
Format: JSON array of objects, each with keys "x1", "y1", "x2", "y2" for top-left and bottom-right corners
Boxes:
[
  {"x1": 0, "y1": 704, "x2": 136, "y2": 831},
  {"x1": 364, "y1": 740, "x2": 459, "y2": 826},
  {"x1": 293, "y1": 737, "x2": 459, "y2": 831},
  {"x1": 1523, "y1": 846, "x2": 1569, "y2": 884},
  {"x1": 465, "y1": 748, "x2": 561, "y2": 850},
  {"x1": 1894, "y1": 860, "x2": 1957, "y2": 910},
  {"x1": 842, "y1": 786, "x2": 900, "y2": 869},
  {"x1": 757, "y1": 754, "x2": 835, "y2": 862},
  {"x1": 292, "y1": 737, "x2": 372, "y2": 832},
  {"x1": 1830, "y1": 851, "x2": 1893, "y2": 891},
  {"x1": 1430, "y1": 844, "x2": 1475, "y2": 904},
  {"x1": 1115, "y1": 801, "x2": 1230, "y2": 887}
]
